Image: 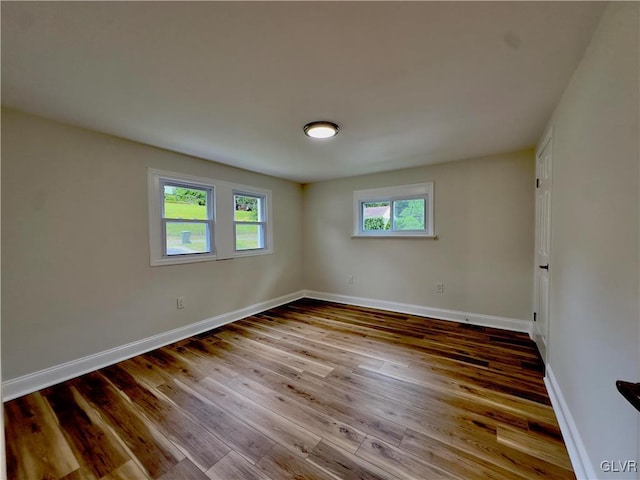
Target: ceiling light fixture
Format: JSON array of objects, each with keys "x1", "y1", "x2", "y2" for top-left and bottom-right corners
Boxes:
[{"x1": 303, "y1": 121, "x2": 340, "y2": 139}]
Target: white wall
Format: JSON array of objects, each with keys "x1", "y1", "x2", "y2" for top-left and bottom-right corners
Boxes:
[
  {"x1": 1, "y1": 108, "x2": 304, "y2": 380},
  {"x1": 543, "y1": 3, "x2": 639, "y2": 478},
  {"x1": 303, "y1": 149, "x2": 535, "y2": 322}
]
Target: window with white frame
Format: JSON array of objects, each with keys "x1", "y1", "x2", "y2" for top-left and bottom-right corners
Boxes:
[
  {"x1": 353, "y1": 183, "x2": 434, "y2": 237},
  {"x1": 234, "y1": 192, "x2": 267, "y2": 252},
  {"x1": 148, "y1": 170, "x2": 216, "y2": 265},
  {"x1": 148, "y1": 169, "x2": 273, "y2": 266}
]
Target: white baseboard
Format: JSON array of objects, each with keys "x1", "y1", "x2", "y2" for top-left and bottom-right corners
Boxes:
[
  {"x1": 2, "y1": 290, "x2": 533, "y2": 402},
  {"x1": 544, "y1": 365, "x2": 596, "y2": 480},
  {"x1": 304, "y1": 290, "x2": 532, "y2": 333},
  {"x1": 2, "y1": 290, "x2": 305, "y2": 402}
]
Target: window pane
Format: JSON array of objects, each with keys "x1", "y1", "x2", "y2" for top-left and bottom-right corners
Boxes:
[
  {"x1": 236, "y1": 224, "x2": 264, "y2": 250},
  {"x1": 164, "y1": 185, "x2": 208, "y2": 220},
  {"x1": 393, "y1": 198, "x2": 425, "y2": 230},
  {"x1": 165, "y1": 222, "x2": 210, "y2": 255},
  {"x1": 362, "y1": 201, "x2": 391, "y2": 231},
  {"x1": 234, "y1": 194, "x2": 261, "y2": 222}
]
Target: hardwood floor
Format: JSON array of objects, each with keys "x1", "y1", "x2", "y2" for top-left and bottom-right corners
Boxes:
[{"x1": 4, "y1": 299, "x2": 574, "y2": 479}]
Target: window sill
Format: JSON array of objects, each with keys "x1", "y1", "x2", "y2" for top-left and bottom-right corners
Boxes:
[
  {"x1": 232, "y1": 248, "x2": 273, "y2": 258},
  {"x1": 151, "y1": 253, "x2": 217, "y2": 267},
  {"x1": 351, "y1": 234, "x2": 438, "y2": 239},
  {"x1": 150, "y1": 248, "x2": 275, "y2": 266}
]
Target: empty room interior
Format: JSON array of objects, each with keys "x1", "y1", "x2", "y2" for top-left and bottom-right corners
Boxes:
[{"x1": 1, "y1": 2, "x2": 639, "y2": 480}]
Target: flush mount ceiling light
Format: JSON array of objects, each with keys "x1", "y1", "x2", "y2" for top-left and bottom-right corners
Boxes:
[{"x1": 303, "y1": 121, "x2": 340, "y2": 139}]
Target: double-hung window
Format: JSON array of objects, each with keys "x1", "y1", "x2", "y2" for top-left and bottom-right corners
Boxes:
[
  {"x1": 148, "y1": 170, "x2": 217, "y2": 266},
  {"x1": 162, "y1": 181, "x2": 214, "y2": 256},
  {"x1": 353, "y1": 183, "x2": 435, "y2": 237},
  {"x1": 233, "y1": 192, "x2": 268, "y2": 252},
  {"x1": 149, "y1": 169, "x2": 273, "y2": 265}
]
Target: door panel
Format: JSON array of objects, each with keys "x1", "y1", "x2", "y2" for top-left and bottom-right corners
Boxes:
[{"x1": 534, "y1": 134, "x2": 552, "y2": 364}]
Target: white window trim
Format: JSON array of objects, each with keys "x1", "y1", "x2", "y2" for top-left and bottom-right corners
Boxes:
[
  {"x1": 353, "y1": 182, "x2": 435, "y2": 238},
  {"x1": 148, "y1": 169, "x2": 218, "y2": 266},
  {"x1": 148, "y1": 169, "x2": 273, "y2": 266},
  {"x1": 232, "y1": 188, "x2": 273, "y2": 257},
  {"x1": 160, "y1": 179, "x2": 215, "y2": 259}
]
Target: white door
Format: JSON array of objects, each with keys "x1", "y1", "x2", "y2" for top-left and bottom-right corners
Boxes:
[{"x1": 534, "y1": 132, "x2": 552, "y2": 364}]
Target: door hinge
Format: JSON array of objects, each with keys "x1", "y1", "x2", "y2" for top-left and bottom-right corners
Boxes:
[
  {"x1": 533, "y1": 312, "x2": 537, "y2": 322},
  {"x1": 536, "y1": 178, "x2": 540, "y2": 188}
]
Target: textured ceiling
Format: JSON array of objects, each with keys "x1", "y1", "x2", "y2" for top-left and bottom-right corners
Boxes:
[{"x1": 2, "y1": 2, "x2": 605, "y2": 182}]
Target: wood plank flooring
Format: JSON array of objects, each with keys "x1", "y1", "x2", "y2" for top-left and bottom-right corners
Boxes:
[{"x1": 4, "y1": 299, "x2": 574, "y2": 479}]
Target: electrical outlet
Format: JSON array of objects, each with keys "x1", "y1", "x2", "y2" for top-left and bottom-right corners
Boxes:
[
  {"x1": 347, "y1": 274, "x2": 354, "y2": 284},
  {"x1": 177, "y1": 296, "x2": 185, "y2": 309},
  {"x1": 436, "y1": 282, "x2": 444, "y2": 294}
]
